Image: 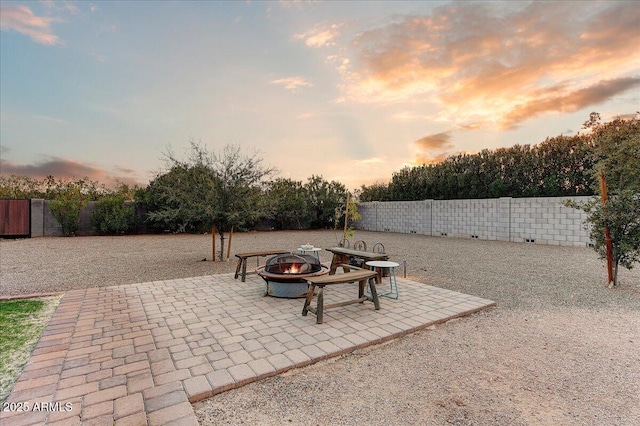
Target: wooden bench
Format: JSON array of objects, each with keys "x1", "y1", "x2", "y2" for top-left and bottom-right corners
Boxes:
[
  {"x1": 234, "y1": 250, "x2": 291, "y2": 282},
  {"x1": 302, "y1": 267, "x2": 380, "y2": 324}
]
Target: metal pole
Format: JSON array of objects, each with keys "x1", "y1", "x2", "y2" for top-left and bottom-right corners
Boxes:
[
  {"x1": 212, "y1": 226, "x2": 216, "y2": 261},
  {"x1": 402, "y1": 260, "x2": 407, "y2": 278}
]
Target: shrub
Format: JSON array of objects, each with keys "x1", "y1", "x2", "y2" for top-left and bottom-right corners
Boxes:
[
  {"x1": 91, "y1": 195, "x2": 138, "y2": 235},
  {"x1": 48, "y1": 182, "x2": 89, "y2": 236}
]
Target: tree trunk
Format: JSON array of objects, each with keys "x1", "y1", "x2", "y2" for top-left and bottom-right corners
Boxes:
[
  {"x1": 343, "y1": 191, "x2": 350, "y2": 241},
  {"x1": 226, "y1": 227, "x2": 233, "y2": 261},
  {"x1": 599, "y1": 171, "x2": 614, "y2": 286},
  {"x1": 219, "y1": 231, "x2": 225, "y2": 261},
  {"x1": 211, "y1": 226, "x2": 216, "y2": 261},
  {"x1": 611, "y1": 261, "x2": 619, "y2": 288}
]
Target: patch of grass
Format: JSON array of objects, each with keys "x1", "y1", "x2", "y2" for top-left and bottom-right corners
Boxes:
[{"x1": 0, "y1": 296, "x2": 61, "y2": 403}]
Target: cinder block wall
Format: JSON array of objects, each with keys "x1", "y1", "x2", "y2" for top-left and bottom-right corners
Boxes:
[
  {"x1": 30, "y1": 199, "x2": 100, "y2": 237},
  {"x1": 356, "y1": 196, "x2": 592, "y2": 247}
]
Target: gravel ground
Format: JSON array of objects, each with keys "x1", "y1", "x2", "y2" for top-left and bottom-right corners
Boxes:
[{"x1": 1, "y1": 230, "x2": 639, "y2": 425}]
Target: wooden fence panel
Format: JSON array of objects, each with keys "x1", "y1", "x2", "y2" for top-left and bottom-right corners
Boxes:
[{"x1": 0, "y1": 199, "x2": 31, "y2": 237}]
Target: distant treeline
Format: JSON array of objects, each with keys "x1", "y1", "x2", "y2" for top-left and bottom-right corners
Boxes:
[
  {"x1": 361, "y1": 112, "x2": 640, "y2": 202},
  {"x1": 360, "y1": 134, "x2": 597, "y2": 201}
]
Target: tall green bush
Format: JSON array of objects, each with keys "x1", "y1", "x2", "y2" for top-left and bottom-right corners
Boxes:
[
  {"x1": 304, "y1": 175, "x2": 347, "y2": 229},
  {"x1": 91, "y1": 195, "x2": 138, "y2": 235},
  {"x1": 263, "y1": 178, "x2": 312, "y2": 230},
  {"x1": 360, "y1": 131, "x2": 596, "y2": 201},
  {"x1": 48, "y1": 181, "x2": 90, "y2": 236}
]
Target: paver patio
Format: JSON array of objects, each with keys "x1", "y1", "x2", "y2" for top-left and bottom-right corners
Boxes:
[{"x1": 1, "y1": 272, "x2": 495, "y2": 425}]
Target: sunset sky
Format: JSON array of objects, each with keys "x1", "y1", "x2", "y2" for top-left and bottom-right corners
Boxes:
[{"x1": 1, "y1": 1, "x2": 639, "y2": 190}]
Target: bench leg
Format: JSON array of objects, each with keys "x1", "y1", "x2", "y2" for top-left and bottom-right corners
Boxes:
[
  {"x1": 241, "y1": 259, "x2": 247, "y2": 282},
  {"x1": 234, "y1": 258, "x2": 242, "y2": 279},
  {"x1": 367, "y1": 278, "x2": 381, "y2": 310},
  {"x1": 302, "y1": 284, "x2": 315, "y2": 316},
  {"x1": 316, "y1": 286, "x2": 324, "y2": 324}
]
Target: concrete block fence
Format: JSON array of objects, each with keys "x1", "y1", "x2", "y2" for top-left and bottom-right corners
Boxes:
[
  {"x1": 29, "y1": 199, "x2": 99, "y2": 237},
  {"x1": 356, "y1": 196, "x2": 593, "y2": 247},
  {"x1": 24, "y1": 196, "x2": 592, "y2": 246}
]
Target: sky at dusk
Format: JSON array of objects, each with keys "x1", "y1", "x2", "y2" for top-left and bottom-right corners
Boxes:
[{"x1": 1, "y1": 0, "x2": 639, "y2": 190}]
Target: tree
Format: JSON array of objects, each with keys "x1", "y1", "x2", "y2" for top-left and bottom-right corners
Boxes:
[
  {"x1": 91, "y1": 194, "x2": 137, "y2": 235},
  {"x1": 48, "y1": 178, "x2": 95, "y2": 236},
  {"x1": 568, "y1": 193, "x2": 640, "y2": 286},
  {"x1": 566, "y1": 112, "x2": 640, "y2": 286},
  {"x1": 263, "y1": 178, "x2": 312, "y2": 230},
  {"x1": 359, "y1": 181, "x2": 390, "y2": 202},
  {"x1": 0, "y1": 175, "x2": 47, "y2": 199},
  {"x1": 336, "y1": 190, "x2": 361, "y2": 240},
  {"x1": 144, "y1": 142, "x2": 275, "y2": 260},
  {"x1": 304, "y1": 175, "x2": 347, "y2": 229},
  {"x1": 360, "y1": 131, "x2": 597, "y2": 201}
]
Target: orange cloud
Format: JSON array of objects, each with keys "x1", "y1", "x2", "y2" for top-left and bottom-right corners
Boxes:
[
  {"x1": 414, "y1": 132, "x2": 452, "y2": 150},
  {"x1": 412, "y1": 132, "x2": 453, "y2": 164},
  {"x1": 504, "y1": 77, "x2": 640, "y2": 128},
  {"x1": 0, "y1": 4, "x2": 60, "y2": 45},
  {"x1": 295, "y1": 23, "x2": 343, "y2": 48},
  {"x1": 413, "y1": 152, "x2": 450, "y2": 166},
  {"x1": 339, "y1": 2, "x2": 640, "y2": 128}
]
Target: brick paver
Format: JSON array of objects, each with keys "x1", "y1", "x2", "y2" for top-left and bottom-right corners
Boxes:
[{"x1": 0, "y1": 272, "x2": 494, "y2": 425}]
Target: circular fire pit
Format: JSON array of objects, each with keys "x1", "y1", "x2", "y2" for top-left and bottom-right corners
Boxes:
[{"x1": 257, "y1": 253, "x2": 329, "y2": 298}]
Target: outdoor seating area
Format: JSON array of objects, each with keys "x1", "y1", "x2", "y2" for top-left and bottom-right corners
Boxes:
[
  {"x1": 0, "y1": 271, "x2": 495, "y2": 426},
  {"x1": 235, "y1": 245, "x2": 396, "y2": 321}
]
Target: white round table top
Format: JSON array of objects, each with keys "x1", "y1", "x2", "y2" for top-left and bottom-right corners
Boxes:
[
  {"x1": 366, "y1": 260, "x2": 399, "y2": 268},
  {"x1": 298, "y1": 247, "x2": 322, "y2": 252}
]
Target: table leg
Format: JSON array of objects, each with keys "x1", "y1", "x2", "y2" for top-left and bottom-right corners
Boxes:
[
  {"x1": 241, "y1": 259, "x2": 247, "y2": 282},
  {"x1": 329, "y1": 254, "x2": 340, "y2": 275},
  {"x1": 368, "y1": 278, "x2": 381, "y2": 310}
]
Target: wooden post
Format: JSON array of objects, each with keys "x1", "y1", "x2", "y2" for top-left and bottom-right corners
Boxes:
[
  {"x1": 211, "y1": 226, "x2": 216, "y2": 262},
  {"x1": 226, "y1": 226, "x2": 233, "y2": 261},
  {"x1": 599, "y1": 171, "x2": 614, "y2": 286},
  {"x1": 343, "y1": 191, "x2": 350, "y2": 241}
]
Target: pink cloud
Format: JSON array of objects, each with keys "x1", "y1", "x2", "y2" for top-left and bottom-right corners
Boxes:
[
  {"x1": 0, "y1": 157, "x2": 144, "y2": 188},
  {"x1": 0, "y1": 4, "x2": 60, "y2": 45}
]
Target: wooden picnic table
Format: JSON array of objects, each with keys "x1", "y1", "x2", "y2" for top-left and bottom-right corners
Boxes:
[{"x1": 324, "y1": 247, "x2": 389, "y2": 275}]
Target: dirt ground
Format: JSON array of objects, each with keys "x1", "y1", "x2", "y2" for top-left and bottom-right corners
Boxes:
[{"x1": 2, "y1": 230, "x2": 639, "y2": 425}]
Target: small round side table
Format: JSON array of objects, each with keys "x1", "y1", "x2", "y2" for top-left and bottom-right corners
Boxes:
[
  {"x1": 297, "y1": 247, "x2": 322, "y2": 259},
  {"x1": 365, "y1": 260, "x2": 400, "y2": 299}
]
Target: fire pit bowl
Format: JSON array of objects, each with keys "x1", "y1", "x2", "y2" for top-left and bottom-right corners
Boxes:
[{"x1": 257, "y1": 253, "x2": 329, "y2": 298}]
